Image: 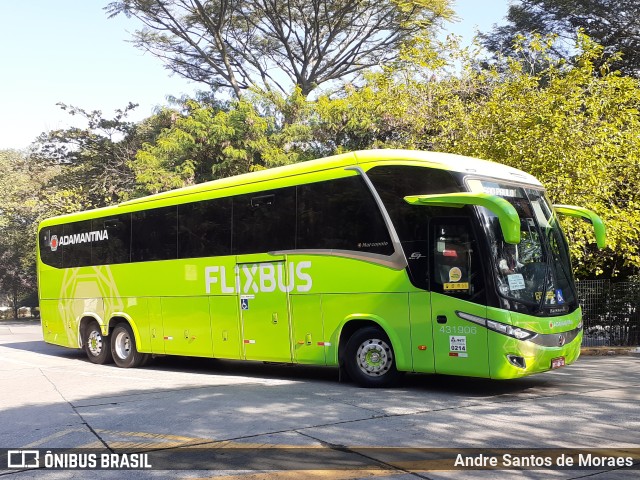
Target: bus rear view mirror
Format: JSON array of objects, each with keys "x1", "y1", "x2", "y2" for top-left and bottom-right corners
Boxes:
[
  {"x1": 552, "y1": 205, "x2": 606, "y2": 249},
  {"x1": 404, "y1": 193, "x2": 521, "y2": 245}
]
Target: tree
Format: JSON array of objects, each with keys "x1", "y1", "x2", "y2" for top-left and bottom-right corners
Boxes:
[
  {"x1": 32, "y1": 103, "x2": 171, "y2": 208},
  {"x1": 0, "y1": 150, "x2": 75, "y2": 319},
  {"x1": 480, "y1": 0, "x2": 640, "y2": 76},
  {"x1": 106, "y1": 0, "x2": 453, "y2": 98},
  {"x1": 131, "y1": 93, "x2": 315, "y2": 194}
]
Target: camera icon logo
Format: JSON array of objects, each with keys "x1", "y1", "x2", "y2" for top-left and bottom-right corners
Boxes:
[{"x1": 7, "y1": 450, "x2": 40, "y2": 469}]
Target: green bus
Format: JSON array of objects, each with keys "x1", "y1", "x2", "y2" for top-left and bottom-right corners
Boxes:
[{"x1": 37, "y1": 149, "x2": 605, "y2": 387}]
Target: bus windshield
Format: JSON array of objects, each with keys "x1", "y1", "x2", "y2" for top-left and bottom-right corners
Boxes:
[{"x1": 467, "y1": 179, "x2": 576, "y2": 314}]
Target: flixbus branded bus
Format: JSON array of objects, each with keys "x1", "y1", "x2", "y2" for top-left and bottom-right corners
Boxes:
[{"x1": 37, "y1": 149, "x2": 605, "y2": 387}]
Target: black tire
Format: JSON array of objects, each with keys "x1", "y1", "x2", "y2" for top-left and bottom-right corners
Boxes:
[
  {"x1": 344, "y1": 326, "x2": 401, "y2": 388},
  {"x1": 83, "y1": 321, "x2": 113, "y2": 365},
  {"x1": 110, "y1": 323, "x2": 148, "y2": 368}
]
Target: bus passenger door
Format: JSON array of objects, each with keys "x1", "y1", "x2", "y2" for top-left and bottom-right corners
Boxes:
[
  {"x1": 236, "y1": 254, "x2": 292, "y2": 362},
  {"x1": 430, "y1": 218, "x2": 490, "y2": 377}
]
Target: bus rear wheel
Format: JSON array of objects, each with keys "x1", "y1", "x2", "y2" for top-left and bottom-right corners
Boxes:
[
  {"x1": 111, "y1": 323, "x2": 147, "y2": 368},
  {"x1": 344, "y1": 327, "x2": 401, "y2": 388},
  {"x1": 83, "y1": 321, "x2": 113, "y2": 365}
]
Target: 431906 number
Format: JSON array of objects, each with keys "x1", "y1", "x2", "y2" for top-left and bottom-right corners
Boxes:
[{"x1": 439, "y1": 326, "x2": 477, "y2": 335}]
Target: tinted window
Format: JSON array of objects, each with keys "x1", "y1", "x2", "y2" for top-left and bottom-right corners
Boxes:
[
  {"x1": 233, "y1": 188, "x2": 296, "y2": 254},
  {"x1": 296, "y1": 176, "x2": 393, "y2": 255},
  {"x1": 39, "y1": 227, "x2": 63, "y2": 268},
  {"x1": 368, "y1": 165, "x2": 462, "y2": 288},
  {"x1": 91, "y1": 214, "x2": 131, "y2": 265},
  {"x1": 431, "y1": 218, "x2": 485, "y2": 304},
  {"x1": 61, "y1": 220, "x2": 93, "y2": 268},
  {"x1": 178, "y1": 198, "x2": 232, "y2": 258},
  {"x1": 367, "y1": 165, "x2": 460, "y2": 243},
  {"x1": 131, "y1": 206, "x2": 178, "y2": 262}
]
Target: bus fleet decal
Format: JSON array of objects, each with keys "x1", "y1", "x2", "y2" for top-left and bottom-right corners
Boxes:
[
  {"x1": 50, "y1": 230, "x2": 109, "y2": 251},
  {"x1": 205, "y1": 261, "x2": 312, "y2": 294}
]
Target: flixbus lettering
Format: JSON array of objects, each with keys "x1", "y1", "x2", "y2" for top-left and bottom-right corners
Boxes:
[{"x1": 205, "y1": 261, "x2": 312, "y2": 294}]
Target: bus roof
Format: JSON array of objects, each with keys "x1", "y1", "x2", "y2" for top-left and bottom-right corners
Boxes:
[{"x1": 40, "y1": 149, "x2": 542, "y2": 226}]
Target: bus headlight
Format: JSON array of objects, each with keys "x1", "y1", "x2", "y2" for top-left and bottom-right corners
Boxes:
[{"x1": 486, "y1": 320, "x2": 537, "y2": 341}]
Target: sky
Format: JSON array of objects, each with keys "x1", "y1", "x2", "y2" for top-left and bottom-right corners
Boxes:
[{"x1": 0, "y1": 1, "x2": 510, "y2": 151}]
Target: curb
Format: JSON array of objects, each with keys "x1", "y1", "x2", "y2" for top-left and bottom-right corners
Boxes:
[{"x1": 581, "y1": 347, "x2": 640, "y2": 357}]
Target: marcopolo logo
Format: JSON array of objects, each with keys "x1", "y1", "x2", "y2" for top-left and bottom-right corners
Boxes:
[
  {"x1": 50, "y1": 230, "x2": 109, "y2": 252},
  {"x1": 205, "y1": 261, "x2": 312, "y2": 294}
]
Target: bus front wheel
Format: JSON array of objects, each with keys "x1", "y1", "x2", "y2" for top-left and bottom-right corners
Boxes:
[
  {"x1": 344, "y1": 327, "x2": 401, "y2": 388},
  {"x1": 111, "y1": 323, "x2": 147, "y2": 368},
  {"x1": 83, "y1": 321, "x2": 113, "y2": 365}
]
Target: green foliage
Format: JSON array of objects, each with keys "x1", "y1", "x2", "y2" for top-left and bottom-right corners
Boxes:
[
  {"x1": 32, "y1": 103, "x2": 156, "y2": 208},
  {"x1": 0, "y1": 150, "x2": 80, "y2": 317},
  {"x1": 131, "y1": 95, "x2": 315, "y2": 194}
]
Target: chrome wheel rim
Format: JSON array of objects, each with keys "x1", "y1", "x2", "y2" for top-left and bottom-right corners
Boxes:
[
  {"x1": 356, "y1": 338, "x2": 392, "y2": 377},
  {"x1": 87, "y1": 330, "x2": 103, "y2": 356},
  {"x1": 114, "y1": 330, "x2": 131, "y2": 360}
]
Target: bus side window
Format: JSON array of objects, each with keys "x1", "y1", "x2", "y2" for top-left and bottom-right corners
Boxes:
[
  {"x1": 178, "y1": 198, "x2": 232, "y2": 258},
  {"x1": 62, "y1": 220, "x2": 92, "y2": 268},
  {"x1": 92, "y1": 214, "x2": 131, "y2": 265},
  {"x1": 366, "y1": 165, "x2": 462, "y2": 288},
  {"x1": 131, "y1": 206, "x2": 178, "y2": 262},
  {"x1": 233, "y1": 187, "x2": 296, "y2": 255},
  {"x1": 431, "y1": 219, "x2": 484, "y2": 303},
  {"x1": 39, "y1": 228, "x2": 63, "y2": 268},
  {"x1": 296, "y1": 176, "x2": 393, "y2": 255}
]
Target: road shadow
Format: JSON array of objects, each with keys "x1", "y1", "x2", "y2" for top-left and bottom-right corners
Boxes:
[{"x1": 1, "y1": 337, "x2": 548, "y2": 396}]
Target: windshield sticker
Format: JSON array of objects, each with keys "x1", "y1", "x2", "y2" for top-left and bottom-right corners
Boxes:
[
  {"x1": 535, "y1": 291, "x2": 555, "y2": 301},
  {"x1": 444, "y1": 282, "x2": 469, "y2": 291},
  {"x1": 507, "y1": 274, "x2": 526, "y2": 291},
  {"x1": 448, "y1": 267, "x2": 462, "y2": 282},
  {"x1": 555, "y1": 289, "x2": 565, "y2": 304}
]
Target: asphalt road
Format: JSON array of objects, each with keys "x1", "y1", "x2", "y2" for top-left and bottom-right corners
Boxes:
[{"x1": 0, "y1": 320, "x2": 639, "y2": 479}]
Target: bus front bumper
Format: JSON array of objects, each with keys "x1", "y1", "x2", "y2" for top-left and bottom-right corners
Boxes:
[{"x1": 488, "y1": 329, "x2": 583, "y2": 379}]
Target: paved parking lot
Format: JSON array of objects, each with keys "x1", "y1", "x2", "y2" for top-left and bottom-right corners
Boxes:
[{"x1": 1, "y1": 320, "x2": 639, "y2": 479}]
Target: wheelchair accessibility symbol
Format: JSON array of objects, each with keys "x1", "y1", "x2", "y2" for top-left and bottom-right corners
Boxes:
[{"x1": 240, "y1": 295, "x2": 254, "y2": 310}]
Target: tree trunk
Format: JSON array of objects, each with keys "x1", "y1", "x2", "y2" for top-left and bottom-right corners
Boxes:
[{"x1": 11, "y1": 286, "x2": 18, "y2": 320}]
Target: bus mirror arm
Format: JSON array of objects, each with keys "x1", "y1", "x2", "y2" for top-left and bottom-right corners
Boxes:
[
  {"x1": 404, "y1": 193, "x2": 521, "y2": 244},
  {"x1": 552, "y1": 205, "x2": 606, "y2": 249}
]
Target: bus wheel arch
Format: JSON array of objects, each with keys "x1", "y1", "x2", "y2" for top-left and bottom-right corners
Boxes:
[
  {"x1": 108, "y1": 317, "x2": 149, "y2": 368},
  {"x1": 80, "y1": 317, "x2": 113, "y2": 365},
  {"x1": 338, "y1": 320, "x2": 402, "y2": 387}
]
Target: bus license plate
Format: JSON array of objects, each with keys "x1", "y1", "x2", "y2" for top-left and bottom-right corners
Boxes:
[{"x1": 551, "y1": 357, "x2": 565, "y2": 369}]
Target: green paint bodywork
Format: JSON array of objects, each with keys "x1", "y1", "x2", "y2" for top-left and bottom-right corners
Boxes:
[
  {"x1": 37, "y1": 150, "x2": 592, "y2": 380},
  {"x1": 553, "y1": 204, "x2": 607, "y2": 249},
  {"x1": 404, "y1": 193, "x2": 522, "y2": 244}
]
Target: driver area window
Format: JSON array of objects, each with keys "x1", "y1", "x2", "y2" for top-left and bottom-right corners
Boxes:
[{"x1": 431, "y1": 218, "x2": 485, "y2": 304}]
